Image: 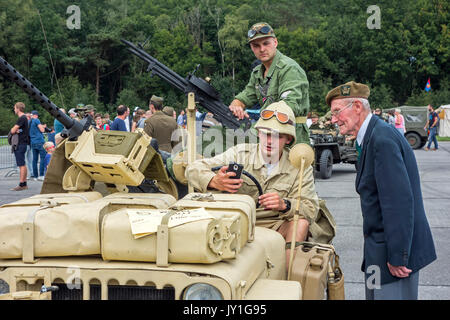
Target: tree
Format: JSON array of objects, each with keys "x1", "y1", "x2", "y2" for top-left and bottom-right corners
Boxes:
[{"x1": 218, "y1": 14, "x2": 248, "y2": 96}]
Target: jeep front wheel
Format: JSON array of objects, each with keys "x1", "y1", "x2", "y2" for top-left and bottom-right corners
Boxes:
[{"x1": 319, "y1": 149, "x2": 333, "y2": 179}]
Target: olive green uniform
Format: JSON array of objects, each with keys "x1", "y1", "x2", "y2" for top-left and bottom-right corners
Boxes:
[
  {"x1": 144, "y1": 111, "x2": 178, "y2": 153},
  {"x1": 235, "y1": 50, "x2": 311, "y2": 144},
  {"x1": 185, "y1": 143, "x2": 319, "y2": 231}
]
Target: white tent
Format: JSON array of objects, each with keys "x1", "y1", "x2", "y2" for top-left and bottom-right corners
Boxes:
[{"x1": 437, "y1": 105, "x2": 450, "y2": 137}]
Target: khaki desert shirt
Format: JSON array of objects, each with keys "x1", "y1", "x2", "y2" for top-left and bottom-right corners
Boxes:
[
  {"x1": 185, "y1": 143, "x2": 319, "y2": 230},
  {"x1": 235, "y1": 50, "x2": 311, "y2": 144}
]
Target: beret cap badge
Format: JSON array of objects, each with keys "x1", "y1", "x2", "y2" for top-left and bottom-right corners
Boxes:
[{"x1": 340, "y1": 85, "x2": 351, "y2": 96}]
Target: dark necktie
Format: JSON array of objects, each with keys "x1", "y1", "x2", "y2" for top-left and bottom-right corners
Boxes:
[{"x1": 355, "y1": 140, "x2": 362, "y2": 162}]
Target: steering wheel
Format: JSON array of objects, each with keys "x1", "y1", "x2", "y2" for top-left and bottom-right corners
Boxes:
[{"x1": 211, "y1": 164, "x2": 263, "y2": 208}]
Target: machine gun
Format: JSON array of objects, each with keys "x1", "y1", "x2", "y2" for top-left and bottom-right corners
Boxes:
[
  {"x1": 0, "y1": 56, "x2": 89, "y2": 140},
  {"x1": 121, "y1": 39, "x2": 247, "y2": 130},
  {"x1": 0, "y1": 56, "x2": 176, "y2": 197}
]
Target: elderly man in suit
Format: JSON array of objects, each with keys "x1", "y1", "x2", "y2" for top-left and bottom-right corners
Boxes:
[{"x1": 327, "y1": 81, "x2": 436, "y2": 300}]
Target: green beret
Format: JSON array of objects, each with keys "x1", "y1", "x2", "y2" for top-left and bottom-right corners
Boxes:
[
  {"x1": 247, "y1": 22, "x2": 276, "y2": 43},
  {"x1": 162, "y1": 106, "x2": 174, "y2": 117},
  {"x1": 325, "y1": 81, "x2": 370, "y2": 106}
]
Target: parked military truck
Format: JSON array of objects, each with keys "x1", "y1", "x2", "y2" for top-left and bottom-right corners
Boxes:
[
  {"x1": 309, "y1": 126, "x2": 358, "y2": 179},
  {"x1": 384, "y1": 106, "x2": 429, "y2": 149}
]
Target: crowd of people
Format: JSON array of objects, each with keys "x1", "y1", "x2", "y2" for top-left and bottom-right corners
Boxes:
[
  {"x1": 8, "y1": 95, "x2": 223, "y2": 192},
  {"x1": 9, "y1": 102, "x2": 57, "y2": 191}
]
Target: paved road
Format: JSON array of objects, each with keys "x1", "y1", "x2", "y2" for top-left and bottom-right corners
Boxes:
[{"x1": 0, "y1": 142, "x2": 449, "y2": 300}]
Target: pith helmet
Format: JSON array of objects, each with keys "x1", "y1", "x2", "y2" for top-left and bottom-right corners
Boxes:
[{"x1": 255, "y1": 101, "x2": 296, "y2": 145}]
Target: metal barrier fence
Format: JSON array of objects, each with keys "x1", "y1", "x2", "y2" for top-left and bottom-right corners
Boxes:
[
  {"x1": 0, "y1": 134, "x2": 51, "y2": 176},
  {"x1": 0, "y1": 135, "x2": 16, "y2": 170}
]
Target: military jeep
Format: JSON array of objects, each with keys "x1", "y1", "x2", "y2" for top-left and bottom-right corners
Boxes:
[{"x1": 309, "y1": 126, "x2": 358, "y2": 179}]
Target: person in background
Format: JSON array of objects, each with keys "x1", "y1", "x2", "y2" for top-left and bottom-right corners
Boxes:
[
  {"x1": 387, "y1": 110, "x2": 396, "y2": 127},
  {"x1": 10, "y1": 102, "x2": 29, "y2": 191},
  {"x1": 195, "y1": 109, "x2": 207, "y2": 136},
  {"x1": 124, "y1": 106, "x2": 132, "y2": 132},
  {"x1": 144, "y1": 110, "x2": 153, "y2": 121},
  {"x1": 373, "y1": 108, "x2": 382, "y2": 118},
  {"x1": 68, "y1": 108, "x2": 77, "y2": 119},
  {"x1": 100, "y1": 115, "x2": 110, "y2": 130},
  {"x1": 163, "y1": 106, "x2": 176, "y2": 120},
  {"x1": 54, "y1": 108, "x2": 66, "y2": 134},
  {"x1": 177, "y1": 110, "x2": 185, "y2": 127},
  {"x1": 424, "y1": 104, "x2": 439, "y2": 151},
  {"x1": 132, "y1": 109, "x2": 146, "y2": 132},
  {"x1": 29, "y1": 110, "x2": 48, "y2": 181},
  {"x1": 394, "y1": 108, "x2": 406, "y2": 136},
  {"x1": 94, "y1": 113, "x2": 104, "y2": 130},
  {"x1": 306, "y1": 112, "x2": 312, "y2": 128},
  {"x1": 43, "y1": 141, "x2": 55, "y2": 175},
  {"x1": 24, "y1": 112, "x2": 33, "y2": 180},
  {"x1": 47, "y1": 127, "x2": 56, "y2": 146},
  {"x1": 144, "y1": 96, "x2": 178, "y2": 152},
  {"x1": 110, "y1": 105, "x2": 129, "y2": 132},
  {"x1": 104, "y1": 113, "x2": 113, "y2": 126}
]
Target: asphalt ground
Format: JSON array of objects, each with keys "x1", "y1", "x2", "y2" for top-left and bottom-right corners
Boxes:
[{"x1": 0, "y1": 141, "x2": 449, "y2": 300}]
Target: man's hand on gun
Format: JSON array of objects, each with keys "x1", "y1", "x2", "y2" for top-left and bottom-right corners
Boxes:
[{"x1": 229, "y1": 99, "x2": 249, "y2": 120}]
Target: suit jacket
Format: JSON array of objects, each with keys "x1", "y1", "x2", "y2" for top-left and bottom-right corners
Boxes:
[
  {"x1": 144, "y1": 111, "x2": 178, "y2": 153},
  {"x1": 356, "y1": 116, "x2": 436, "y2": 285}
]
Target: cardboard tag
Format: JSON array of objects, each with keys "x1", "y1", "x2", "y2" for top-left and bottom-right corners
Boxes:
[{"x1": 127, "y1": 207, "x2": 213, "y2": 239}]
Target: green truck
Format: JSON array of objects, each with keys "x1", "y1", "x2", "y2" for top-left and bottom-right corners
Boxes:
[{"x1": 385, "y1": 106, "x2": 429, "y2": 149}]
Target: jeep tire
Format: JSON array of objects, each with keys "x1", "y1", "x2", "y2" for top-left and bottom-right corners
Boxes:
[
  {"x1": 405, "y1": 132, "x2": 422, "y2": 149},
  {"x1": 319, "y1": 149, "x2": 333, "y2": 179}
]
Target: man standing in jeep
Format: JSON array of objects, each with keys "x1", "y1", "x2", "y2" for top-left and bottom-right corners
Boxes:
[{"x1": 228, "y1": 22, "x2": 311, "y2": 144}]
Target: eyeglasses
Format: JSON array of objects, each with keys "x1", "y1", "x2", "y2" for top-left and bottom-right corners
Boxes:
[
  {"x1": 331, "y1": 101, "x2": 354, "y2": 117},
  {"x1": 248, "y1": 25, "x2": 272, "y2": 40},
  {"x1": 260, "y1": 109, "x2": 294, "y2": 125}
]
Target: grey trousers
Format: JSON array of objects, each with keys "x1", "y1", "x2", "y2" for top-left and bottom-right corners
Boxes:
[{"x1": 365, "y1": 271, "x2": 419, "y2": 300}]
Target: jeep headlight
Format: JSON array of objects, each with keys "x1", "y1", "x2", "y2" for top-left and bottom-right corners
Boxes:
[
  {"x1": 183, "y1": 283, "x2": 223, "y2": 300},
  {"x1": 309, "y1": 138, "x2": 315, "y2": 146}
]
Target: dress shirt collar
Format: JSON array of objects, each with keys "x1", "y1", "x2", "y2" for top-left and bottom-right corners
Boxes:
[{"x1": 356, "y1": 113, "x2": 372, "y2": 147}]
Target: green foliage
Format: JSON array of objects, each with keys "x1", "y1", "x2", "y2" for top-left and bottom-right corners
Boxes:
[
  {"x1": 116, "y1": 88, "x2": 147, "y2": 110},
  {"x1": 0, "y1": 0, "x2": 448, "y2": 133}
]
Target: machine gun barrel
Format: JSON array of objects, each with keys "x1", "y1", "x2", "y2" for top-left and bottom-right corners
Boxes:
[
  {"x1": 122, "y1": 39, "x2": 243, "y2": 129},
  {"x1": 0, "y1": 56, "x2": 87, "y2": 140}
]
